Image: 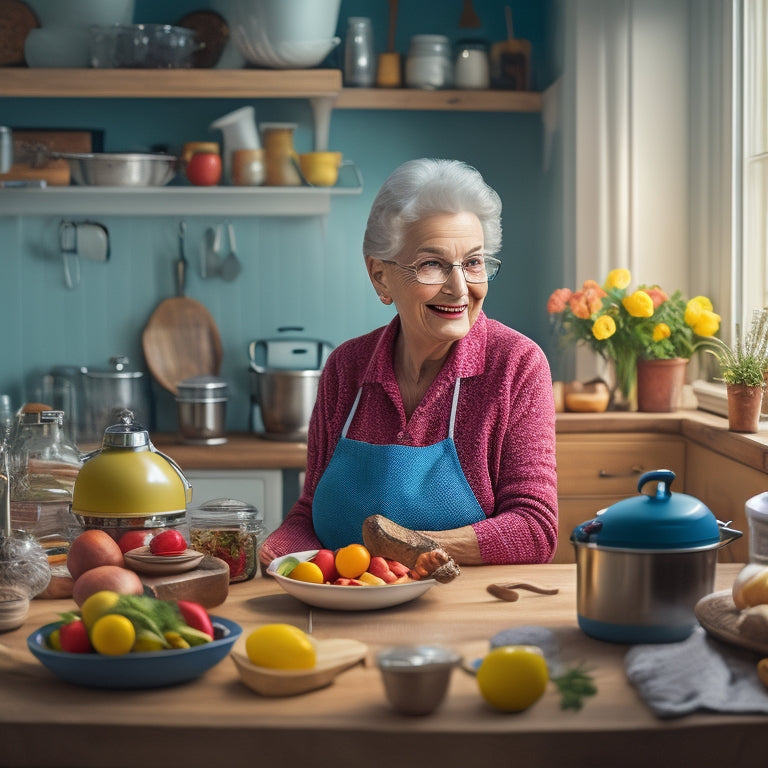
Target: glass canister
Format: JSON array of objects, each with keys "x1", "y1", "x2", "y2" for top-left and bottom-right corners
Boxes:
[
  {"x1": 8, "y1": 404, "x2": 83, "y2": 553},
  {"x1": 344, "y1": 17, "x2": 376, "y2": 87},
  {"x1": 260, "y1": 122, "x2": 302, "y2": 186},
  {"x1": 189, "y1": 497, "x2": 265, "y2": 582},
  {"x1": 406, "y1": 34, "x2": 453, "y2": 90}
]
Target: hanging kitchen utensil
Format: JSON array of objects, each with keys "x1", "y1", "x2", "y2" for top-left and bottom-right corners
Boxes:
[
  {"x1": 459, "y1": 0, "x2": 481, "y2": 28},
  {"x1": 142, "y1": 221, "x2": 223, "y2": 396},
  {"x1": 219, "y1": 221, "x2": 242, "y2": 282},
  {"x1": 201, "y1": 224, "x2": 222, "y2": 279}
]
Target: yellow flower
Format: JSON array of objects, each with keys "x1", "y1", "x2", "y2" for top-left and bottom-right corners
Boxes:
[
  {"x1": 693, "y1": 309, "x2": 721, "y2": 337},
  {"x1": 592, "y1": 315, "x2": 616, "y2": 340},
  {"x1": 622, "y1": 290, "x2": 654, "y2": 318},
  {"x1": 653, "y1": 323, "x2": 671, "y2": 342},
  {"x1": 605, "y1": 269, "x2": 631, "y2": 290}
]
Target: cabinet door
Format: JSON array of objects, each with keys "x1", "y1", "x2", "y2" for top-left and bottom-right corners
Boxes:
[
  {"x1": 685, "y1": 443, "x2": 768, "y2": 563},
  {"x1": 185, "y1": 470, "x2": 284, "y2": 536},
  {"x1": 555, "y1": 434, "x2": 686, "y2": 564}
]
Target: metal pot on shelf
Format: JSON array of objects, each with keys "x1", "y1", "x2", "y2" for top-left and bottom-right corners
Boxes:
[
  {"x1": 247, "y1": 328, "x2": 333, "y2": 442},
  {"x1": 571, "y1": 469, "x2": 742, "y2": 644}
]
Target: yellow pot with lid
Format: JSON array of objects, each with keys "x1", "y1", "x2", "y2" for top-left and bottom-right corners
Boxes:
[{"x1": 72, "y1": 411, "x2": 192, "y2": 530}]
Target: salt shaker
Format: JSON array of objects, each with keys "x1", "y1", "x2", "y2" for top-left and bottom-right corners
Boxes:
[
  {"x1": 405, "y1": 35, "x2": 453, "y2": 90},
  {"x1": 344, "y1": 17, "x2": 375, "y2": 87}
]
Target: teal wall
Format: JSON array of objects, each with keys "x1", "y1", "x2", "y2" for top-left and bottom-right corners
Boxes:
[{"x1": 0, "y1": 1, "x2": 564, "y2": 434}]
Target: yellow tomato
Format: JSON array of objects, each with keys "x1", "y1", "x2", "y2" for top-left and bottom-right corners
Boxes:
[
  {"x1": 47, "y1": 628, "x2": 62, "y2": 651},
  {"x1": 288, "y1": 561, "x2": 325, "y2": 584},
  {"x1": 80, "y1": 590, "x2": 120, "y2": 629},
  {"x1": 476, "y1": 645, "x2": 549, "y2": 712},
  {"x1": 90, "y1": 614, "x2": 136, "y2": 656},
  {"x1": 245, "y1": 624, "x2": 316, "y2": 670},
  {"x1": 335, "y1": 543, "x2": 371, "y2": 579}
]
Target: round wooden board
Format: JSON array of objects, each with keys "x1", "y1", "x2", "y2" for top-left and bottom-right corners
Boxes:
[
  {"x1": 0, "y1": 0, "x2": 39, "y2": 66},
  {"x1": 176, "y1": 10, "x2": 229, "y2": 68},
  {"x1": 695, "y1": 590, "x2": 768, "y2": 655}
]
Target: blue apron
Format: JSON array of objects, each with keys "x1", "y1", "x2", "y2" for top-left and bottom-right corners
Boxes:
[{"x1": 312, "y1": 378, "x2": 485, "y2": 550}]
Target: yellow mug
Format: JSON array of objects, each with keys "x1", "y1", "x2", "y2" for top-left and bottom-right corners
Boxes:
[{"x1": 298, "y1": 151, "x2": 343, "y2": 187}]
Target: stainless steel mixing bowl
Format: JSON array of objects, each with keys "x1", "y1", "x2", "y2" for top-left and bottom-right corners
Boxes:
[{"x1": 55, "y1": 152, "x2": 178, "y2": 186}]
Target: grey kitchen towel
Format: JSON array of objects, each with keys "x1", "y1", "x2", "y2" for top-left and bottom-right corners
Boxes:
[{"x1": 625, "y1": 626, "x2": 768, "y2": 718}]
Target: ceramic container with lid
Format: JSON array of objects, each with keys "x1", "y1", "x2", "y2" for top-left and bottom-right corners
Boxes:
[
  {"x1": 71, "y1": 410, "x2": 192, "y2": 541},
  {"x1": 405, "y1": 35, "x2": 453, "y2": 90},
  {"x1": 189, "y1": 497, "x2": 265, "y2": 582},
  {"x1": 571, "y1": 469, "x2": 742, "y2": 643},
  {"x1": 454, "y1": 39, "x2": 490, "y2": 89},
  {"x1": 176, "y1": 375, "x2": 228, "y2": 446}
]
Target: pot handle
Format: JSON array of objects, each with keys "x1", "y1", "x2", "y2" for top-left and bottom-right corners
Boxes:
[
  {"x1": 637, "y1": 469, "x2": 676, "y2": 498},
  {"x1": 716, "y1": 519, "x2": 743, "y2": 549}
]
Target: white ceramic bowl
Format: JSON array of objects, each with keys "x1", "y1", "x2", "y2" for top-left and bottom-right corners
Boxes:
[
  {"x1": 24, "y1": 27, "x2": 91, "y2": 67},
  {"x1": 212, "y1": 0, "x2": 341, "y2": 68},
  {"x1": 26, "y1": 0, "x2": 134, "y2": 27}
]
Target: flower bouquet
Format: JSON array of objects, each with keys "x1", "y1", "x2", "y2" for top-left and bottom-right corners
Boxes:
[{"x1": 546, "y1": 269, "x2": 721, "y2": 406}]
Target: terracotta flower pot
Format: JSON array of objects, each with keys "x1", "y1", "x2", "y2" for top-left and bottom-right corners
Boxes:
[
  {"x1": 636, "y1": 358, "x2": 688, "y2": 413},
  {"x1": 726, "y1": 383, "x2": 764, "y2": 433}
]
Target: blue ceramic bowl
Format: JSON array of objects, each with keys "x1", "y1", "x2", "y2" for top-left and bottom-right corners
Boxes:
[{"x1": 27, "y1": 617, "x2": 242, "y2": 689}]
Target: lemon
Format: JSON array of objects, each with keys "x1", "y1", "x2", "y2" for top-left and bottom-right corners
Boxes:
[
  {"x1": 80, "y1": 590, "x2": 121, "y2": 629},
  {"x1": 90, "y1": 614, "x2": 136, "y2": 656},
  {"x1": 245, "y1": 624, "x2": 316, "y2": 670},
  {"x1": 476, "y1": 645, "x2": 549, "y2": 712},
  {"x1": 288, "y1": 561, "x2": 324, "y2": 584}
]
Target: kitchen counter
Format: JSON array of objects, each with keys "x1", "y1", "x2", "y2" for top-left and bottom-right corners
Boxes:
[
  {"x1": 150, "y1": 407, "x2": 768, "y2": 476},
  {"x1": 0, "y1": 563, "x2": 764, "y2": 768}
]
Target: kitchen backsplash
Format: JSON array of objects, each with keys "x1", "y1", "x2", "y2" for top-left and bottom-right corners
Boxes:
[{"x1": 0, "y1": 0, "x2": 562, "y2": 436}]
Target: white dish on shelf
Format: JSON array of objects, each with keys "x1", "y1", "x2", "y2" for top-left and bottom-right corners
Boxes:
[{"x1": 267, "y1": 550, "x2": 436, "y2": 611}]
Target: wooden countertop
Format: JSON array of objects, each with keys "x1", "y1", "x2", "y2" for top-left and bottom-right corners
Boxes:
[
  {"x1": 148, "y1": 408, "x2": 768, "y2": 477},
  {"x1": 0, "y1": 564, "x2": 764, "y2": 768}
]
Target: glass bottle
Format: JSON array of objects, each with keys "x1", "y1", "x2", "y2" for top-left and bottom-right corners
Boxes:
[{"x1": 344, "y1": 17, "x2": 375, "y2": 87}]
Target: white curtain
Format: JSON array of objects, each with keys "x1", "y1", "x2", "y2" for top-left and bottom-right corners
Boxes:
[{"x1": 560, "y1": 0, "x2": 734, "y2": 380}]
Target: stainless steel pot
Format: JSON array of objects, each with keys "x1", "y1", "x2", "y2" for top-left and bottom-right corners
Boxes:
[
  {"x1": 571, "y1": 469, "x2": 742, "y2": 644},
  {"x1": 247, "y1": 329, "x2": 333, "y2": 441},
  {"x1": 176, "y1": 375, "x2": 228, "y2": 446},
  {"x1": 52, "y1": 152, "x2": 178, "y2": 187}
]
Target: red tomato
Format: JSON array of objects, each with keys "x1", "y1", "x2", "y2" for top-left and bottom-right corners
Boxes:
[
  {"x1": 176, "y1": 600, "x2": 214, "y2": 639},
  {"x1": 59, "y1": 619, "x2": 93, "y2": 654},
  {"x1": 149, "y1": 529, "x2": 187, "y2": 556},
  {"x1": 185, "y1": 152, "x2": 221, "y2": 186},
  {"x1": 116, "y1": 530, "x2": 154, "y2": 555}
]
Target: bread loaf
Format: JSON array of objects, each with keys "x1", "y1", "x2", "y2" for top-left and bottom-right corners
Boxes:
[
  {"x1": 361, "y1": 515, "x2": 460, "y2": 584},
  {"x1": 737, "y1": 604, "x2": 768, "y2": 641},
  {"x1": 732, "y1": 563, "x2": 768, "y2": 609}
]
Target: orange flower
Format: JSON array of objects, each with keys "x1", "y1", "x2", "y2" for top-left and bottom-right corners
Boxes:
[
  {"x1": 645, "y1": 287, "x2": 669, "y2": 309},
  {"x1": 546, "y1": 288, "x2": 572, "y2": 314}
]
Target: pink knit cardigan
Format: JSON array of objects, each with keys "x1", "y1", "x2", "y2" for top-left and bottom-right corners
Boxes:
[{"x1": 261, "y1": 312, "x2": 558, "y2": 565}]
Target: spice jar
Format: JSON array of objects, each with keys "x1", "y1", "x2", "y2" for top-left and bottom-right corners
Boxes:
[
  {"x1": 454, "y1": 39, "x2": 490, "y2": 89},
  {"x1": 189, "y1": 497, "x2": 265, "y2": 582},
  {"x1": 405, "y1": 35, "x2": 453, "y2": 90}
]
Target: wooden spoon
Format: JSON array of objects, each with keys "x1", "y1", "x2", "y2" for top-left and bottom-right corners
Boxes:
[
  {"x1": 459, "y1": 0, "x2": 482, "y2": 28},
  {"x1": 142, "y1": 222, "x2": 223, "y2": 395}
]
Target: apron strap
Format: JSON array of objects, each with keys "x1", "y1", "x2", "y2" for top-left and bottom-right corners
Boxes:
[{"x1": 342, "y1": 378, "x2": 462, "y2": 439}]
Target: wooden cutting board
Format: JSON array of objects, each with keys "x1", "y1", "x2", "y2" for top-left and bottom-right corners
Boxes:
[
  {"x1": 0, "y1": 0, "x2": 38, "y2": 66},
  {"x1": 141, "y1": 555, "x2": 230, "y2": 608}
]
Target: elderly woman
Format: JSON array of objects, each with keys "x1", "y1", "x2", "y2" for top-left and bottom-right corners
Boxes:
[{"x1": 260, "y1": 158, "x2": 557, "y2": 569}]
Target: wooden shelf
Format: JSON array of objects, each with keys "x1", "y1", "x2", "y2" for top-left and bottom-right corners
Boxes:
[{"x1": 336, "y1": 87, "x2": 542, "y2": 112}]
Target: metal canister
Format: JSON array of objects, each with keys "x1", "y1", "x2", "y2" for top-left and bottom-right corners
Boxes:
[
  {"x1": 176, "y1": 375, "x2": 228, "y2": 446},
  {"x1": 406, "y1": 35, "x2": 453, "y2": 90}
]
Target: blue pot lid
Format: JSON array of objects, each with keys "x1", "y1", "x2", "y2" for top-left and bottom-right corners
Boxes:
[{"x1": 571, "y1": 469, "x2": 721, "y2": 550}]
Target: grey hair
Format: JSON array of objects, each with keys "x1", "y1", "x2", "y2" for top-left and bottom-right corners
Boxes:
[{"x1": 362, "y1": 158, "x2": 502, "y2": 261}]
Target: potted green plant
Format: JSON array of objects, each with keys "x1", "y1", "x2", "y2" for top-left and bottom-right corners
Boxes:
[{"x1": 705, "y1": 308, "x2": 768, "y2": 432}]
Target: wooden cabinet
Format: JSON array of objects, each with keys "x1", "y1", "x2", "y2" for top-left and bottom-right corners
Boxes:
[
  {"x1": 684, "y1": 442, "x2": 767, "y2": 563},
  {"x1": 554, "y1": 433, "x2": 687, "y2": 563}
]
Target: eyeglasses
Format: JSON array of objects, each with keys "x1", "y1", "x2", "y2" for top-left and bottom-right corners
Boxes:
[{"x1": 380, "y1": 254, "x2": 502, "y2": 285}]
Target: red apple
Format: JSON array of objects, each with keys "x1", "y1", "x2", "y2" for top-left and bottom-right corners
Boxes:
[
  {"x1": 149, "y1": 529, "x2": 187, "y2": 556},
  {"x1": 185, "y1": 151, "x2": 221, "y2": 186},
  {"x1": 116, "y1": 530, "x2": 154, "y2": 555},
  {"x1": 310, "y1": 548, "x2": 339, "y2": 582}
]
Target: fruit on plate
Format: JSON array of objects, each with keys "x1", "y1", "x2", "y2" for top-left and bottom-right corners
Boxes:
[
  {"x1": 245, "y1": 624, "x2": 316, "y2": 670},
  {"x1": 67, "y1": 530, "x2": 125, "y2": 581},
  {"x1": 72, "y1": 565, "x2": 144, "y2": 606},
  {"x1": 476, "y1": 645, "x2": 549, "y2": 712},
  {"x1": 335, "y1": 543, "x2": 371, "y2": 579},
  {"x1": 149, "y1": 529, "x2": 187, "y2": 556},
  {"x1": 310, "y1": 549, "x2": 338, "y2": 582},
  {"x1": 116, "y1": 530, "x2": 154, "y2": 555},
  {"x1": 288, "y1": 561, "x2": 325, "y2": 584},
  {"x1": 90, "y1": 614, "x2": 136, "y2": 656},
  {"x1": 732, "y1": 563, "x2": 768, "y2": 609}
]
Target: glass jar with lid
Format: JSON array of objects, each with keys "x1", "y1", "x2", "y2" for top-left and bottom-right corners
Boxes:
[
  {"x1": 9, "y1": 403, "x2": 83, "y2": 552},
  {"x1": 189, "y1": 497, "x2": 265, "y2": 582},
  {"x1": 405, "y1": 34, "x2": 453, "y2": 90}
]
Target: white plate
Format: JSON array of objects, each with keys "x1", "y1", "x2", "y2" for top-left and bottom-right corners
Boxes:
[{"x1": 267, "y1": 550, "x2": 436, "y2": 611}]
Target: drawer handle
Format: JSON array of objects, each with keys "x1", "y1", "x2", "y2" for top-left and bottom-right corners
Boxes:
[{"x1": 598, "y1": 464, "x2": 644, "y2": 479}]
